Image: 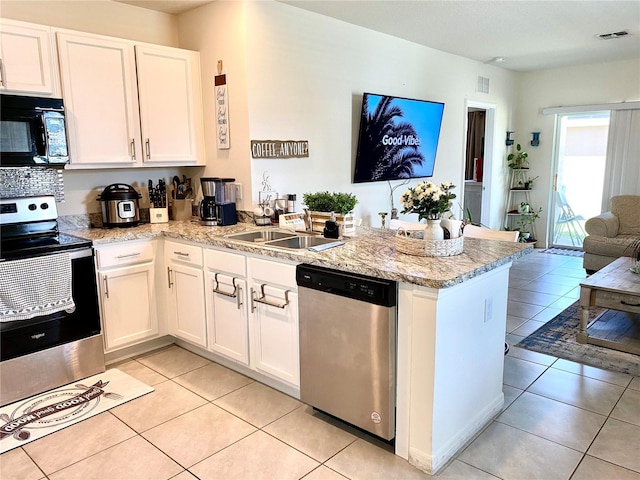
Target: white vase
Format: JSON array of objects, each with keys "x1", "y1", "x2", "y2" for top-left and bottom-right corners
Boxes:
[
  {"x1": 424, "y1": 219, "x2": 444, "y2": 241},
  {"x1": 441, "y1": 219, "x2": 463, "y2": 238}
]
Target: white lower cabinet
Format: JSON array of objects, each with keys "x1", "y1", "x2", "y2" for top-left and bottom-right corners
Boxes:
[
  {"x1": 204, "y1": 249, "x2": 249, "y2": 365},
  {"x1": 165, "y1": 241, "x2": 207, "y2": 348},
  {"x1": 95, "y1": 240, "x2": 158, "y2": 352},
  {"x1": 248, "y1": 257, "x2": 299, "y2": 387}
]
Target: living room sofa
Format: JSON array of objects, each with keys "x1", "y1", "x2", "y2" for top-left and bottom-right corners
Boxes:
[{"x1": 582, "y1": 195, "x2": 640, "y2": 273}]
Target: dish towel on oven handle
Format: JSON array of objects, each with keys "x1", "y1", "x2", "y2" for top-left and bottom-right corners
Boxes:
[{"x1": 0, "y1": 252, "x2": 76, "y2": 322}]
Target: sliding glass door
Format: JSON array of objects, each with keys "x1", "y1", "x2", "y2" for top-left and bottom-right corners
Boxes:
[{"x1": 550, "y1": 112, "x2": 610, "y2": 249}]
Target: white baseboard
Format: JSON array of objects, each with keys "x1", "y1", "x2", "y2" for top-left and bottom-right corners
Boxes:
[{"x1": 408, "y1": 392, "x2": 504, "y2": 474}]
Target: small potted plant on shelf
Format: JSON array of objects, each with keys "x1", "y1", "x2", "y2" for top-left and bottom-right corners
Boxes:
[
  {"x1": 518, "y1": 201, "x2": 531, "y2": 214},
  {"x1": 523, "y1": 176, "x2": 539, "y2": 189},
  {"x1": 507, "y1": 143, "x2": 529, "y2": 169},
  {"x1": 515, "y1": 206, "x2": 541, "y2": 243}
]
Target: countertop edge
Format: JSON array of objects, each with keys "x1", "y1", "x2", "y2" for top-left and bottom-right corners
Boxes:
[{"x1": 65, "y1": 221, "x2": 534, "y2": 289}]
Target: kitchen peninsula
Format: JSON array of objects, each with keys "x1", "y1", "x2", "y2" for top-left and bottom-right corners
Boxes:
[{"x1": 66, "y1": 220, "x2": 532, "y2": 475}]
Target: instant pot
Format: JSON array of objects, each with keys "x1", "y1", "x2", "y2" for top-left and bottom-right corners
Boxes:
[{"x1": 97, "y1": 183, "x2": 141, "y2": 227}]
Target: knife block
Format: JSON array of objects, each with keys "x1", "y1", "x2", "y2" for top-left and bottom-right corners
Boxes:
[{"x1": 150, "y1": 207, "x2": 168, "y2": 223}]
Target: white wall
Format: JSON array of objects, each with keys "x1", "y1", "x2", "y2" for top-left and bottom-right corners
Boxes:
[
  {"x1": 243, "y1": 2, "x2": 518, "y2": 227},
  {"x1": 177, "y1": 1, "x2": 252, "y2": 212},
  {"x1": 514, "y1": 58, "x2": 640, "y2": 245},
  {"x1": 177, "y1": 1, "x2": 518, "y2": 227}
]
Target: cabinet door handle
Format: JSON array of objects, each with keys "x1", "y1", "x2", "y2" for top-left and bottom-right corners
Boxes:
[
  {"x1": 212, "y1": 273, "x2": 237, "y2": 298},
  {"x1": 236, "y1": 285, "x2": 243, "y2": 310},
  {"x1": 145, "y1": 138, "x2": 151, "y2": 159},
  {"x1": 251, "y1": 284, "x2": 289, "y2": 313},
  {"x1": 103, "y1": 275, "x2": 109, "y2": 299},
  {"x1": 167, "y1": 266, "x2": 173, "y2": 288},
  {"x1": 130, "y1": 138, "x2": 136, "y2": 160},
  {"x1": 0, "y1": 59, "x2": 4, "y2": 87}
]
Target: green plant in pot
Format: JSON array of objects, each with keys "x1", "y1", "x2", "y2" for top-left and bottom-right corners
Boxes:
[
  {"x1": 515, "y1": 206, "x2": 541, "y2": 242},
  {"x1": 302, "y1": 191, "x2": 358, "y2": 215},
  {"x1": 507, "y1": 143, "x2": 529, "y2": 169}
]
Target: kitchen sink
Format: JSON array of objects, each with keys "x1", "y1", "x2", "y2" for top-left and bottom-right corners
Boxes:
[
  {"x1": 225, "y1": 230, "x2": 296, "y2": 243},
  {"x1": 225, "y1": 229, "x2": 344, "y2": 250},
  {"x1": 266, "y1": 235, "x2": 341, "y2": 250}
]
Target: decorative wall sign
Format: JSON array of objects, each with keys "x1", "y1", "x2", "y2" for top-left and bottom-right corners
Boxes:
[
  {"x1": 250, "y1": 140, "x2": 309, "y2": 159},
  {"x1": 214, "y1": 60, "x2": 229, "y2": 150}
]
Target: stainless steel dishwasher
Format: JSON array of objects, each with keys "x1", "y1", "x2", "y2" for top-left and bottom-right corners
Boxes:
[{"x1": 296, "y1": 264, "x2": 397, "y2": 440}]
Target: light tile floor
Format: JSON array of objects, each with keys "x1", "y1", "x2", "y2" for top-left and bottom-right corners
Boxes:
[{"x1": 2, "y1": 251, "x2": 639, "y2": 479}]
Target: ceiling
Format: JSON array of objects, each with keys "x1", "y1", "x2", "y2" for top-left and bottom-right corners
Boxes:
[{"x1": 114, "y1": 0, "x2": 640, "y2": 72}]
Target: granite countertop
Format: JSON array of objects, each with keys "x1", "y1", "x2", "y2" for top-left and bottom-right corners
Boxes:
[{"x1": 64, "y1": 220, "x2": 533, "y2": 289}]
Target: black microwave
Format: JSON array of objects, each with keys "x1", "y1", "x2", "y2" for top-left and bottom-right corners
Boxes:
[{"x1": 0, "y1": 94, "x2": 69, "y2": 166}]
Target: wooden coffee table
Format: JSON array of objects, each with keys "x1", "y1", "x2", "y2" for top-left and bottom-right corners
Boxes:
[{"x1": 579, "y1": 256, "x2": 640, "y2": 354}]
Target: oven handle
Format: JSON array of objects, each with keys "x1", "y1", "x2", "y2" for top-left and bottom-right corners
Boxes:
[{"x1": 62, "y1": 248, "x2": 94, "y2": 260}]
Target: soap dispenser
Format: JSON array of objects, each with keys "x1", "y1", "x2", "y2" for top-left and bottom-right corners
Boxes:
[{"x1": 323, "y1": 212, "x2": 341, "y2": 239}]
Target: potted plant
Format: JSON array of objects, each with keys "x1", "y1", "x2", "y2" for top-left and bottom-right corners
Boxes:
[
  {"x1": 507, "y1": 143, "x2": 529, "y2": 169},
  {"x1": 303, "y1": 191, "x2": 358, "y2": 232},
  {"x1": 524, "y1": 176, "x2": 539, "y2": 189},
  {"x1": 518, "y1": 201, "x2": 531, "y2": 214},
  {"x1": 515, "y1": 206, "x2": 541, "y2": 242},
  {"x1": 303, "y1": 191, "x2": 357, "y2": 215}
]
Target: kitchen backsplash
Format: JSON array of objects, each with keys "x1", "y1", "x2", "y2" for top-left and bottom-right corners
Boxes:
[{"x1": 0, "y1": 167, "x2": 65, "y2": 201}]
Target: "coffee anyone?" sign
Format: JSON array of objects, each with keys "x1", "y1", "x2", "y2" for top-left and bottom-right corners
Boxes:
[{"x1": 251, "y1": 140, "x2": 309, "y2": 159}]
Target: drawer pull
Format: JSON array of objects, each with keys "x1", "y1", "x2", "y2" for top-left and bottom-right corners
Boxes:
[
  {"x1": 621, "y1": 300, "x2": 640, "y2": 307},
  {"x1": 251, "y1": 284, "x2": 289, "y2": 313},
  {"x1": 212, "y1": 273, "x2": 237, "y2": 298},
  {"x1": 116, "y1": 252, "x2": 141, "y2": 259},
  {"x1": 174, "y1": 251, "x2": 190, "y2": 257}
]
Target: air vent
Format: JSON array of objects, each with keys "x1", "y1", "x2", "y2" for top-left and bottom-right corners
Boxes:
[
  {"x1": 596, "y1": 30, "x2": 630, "y2": 40},
  {"x1": 476, "y1": 76, "x2": 489, "y2": 94}
]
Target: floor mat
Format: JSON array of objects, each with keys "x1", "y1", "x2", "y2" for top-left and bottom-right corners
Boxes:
[
  {"x1": 516, "y1": 301, "x2": 640, "y2": 377},
  {"x1": 539, "y1": 248, "x2": 584, "y2": 257},
  {"x1": 0, "y1": 368, "x2": 153, "y2": 454}
]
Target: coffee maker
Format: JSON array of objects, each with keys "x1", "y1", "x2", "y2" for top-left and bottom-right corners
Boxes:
[{"x1": 199, "y1": 177, "x2": 237, "y2": 226}]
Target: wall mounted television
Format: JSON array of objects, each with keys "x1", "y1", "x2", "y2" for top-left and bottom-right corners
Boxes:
[{"x1": 353, "y1": 92, "x2": 445, "y2": 183}]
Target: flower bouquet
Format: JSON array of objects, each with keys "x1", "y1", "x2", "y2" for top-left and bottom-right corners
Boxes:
[{"x1": 399, "y1": 181, "x2": 456, "y2": 221}]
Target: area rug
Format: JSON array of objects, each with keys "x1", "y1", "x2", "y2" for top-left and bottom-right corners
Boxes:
[
  {"x1": 516, "y1": 301, "x2": 640, "y2": 377},
  {"x1": 539, "y1": 248, "x2": 584, "y2": 257},
  {"x1": 0, "y1": 368, "x2": 153, "y2": 454}
]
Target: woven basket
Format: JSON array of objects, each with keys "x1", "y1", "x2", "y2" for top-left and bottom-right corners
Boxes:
[{"x1": 395, "y1": 229, "x2": 464, "y2": 257}]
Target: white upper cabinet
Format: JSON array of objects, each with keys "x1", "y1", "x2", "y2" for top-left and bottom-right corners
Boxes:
[
  {"x1": 136, "y1": 45, "x2": 204, "y2": 165},
  {"x1": 56, "y1": 32, "x2": 141, "y2": 166},
  {"x1": 55, "y1": 29, "x2": 205, "y2": 168},
  {"x1": 0, "y1": 19, "x2": 58, "y2": 96}
]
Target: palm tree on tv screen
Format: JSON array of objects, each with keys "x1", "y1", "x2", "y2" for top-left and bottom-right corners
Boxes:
[{"x1": 358, "y1": 96, "x2": 425, "y2": 181}]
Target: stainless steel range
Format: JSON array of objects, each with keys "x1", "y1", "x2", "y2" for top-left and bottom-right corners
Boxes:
[{"x1": 0, "y1": 195, "x2": 105, "y2": 406}]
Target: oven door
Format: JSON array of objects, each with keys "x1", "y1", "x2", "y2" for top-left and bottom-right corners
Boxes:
[{"x1": 0, "y1": 247, "x2": 101, "y2": 361}]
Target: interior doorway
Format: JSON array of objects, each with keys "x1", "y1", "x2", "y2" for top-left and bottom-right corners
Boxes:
[{"x1": 464, "y1": 101, "x2": 496, "y2": 228}]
